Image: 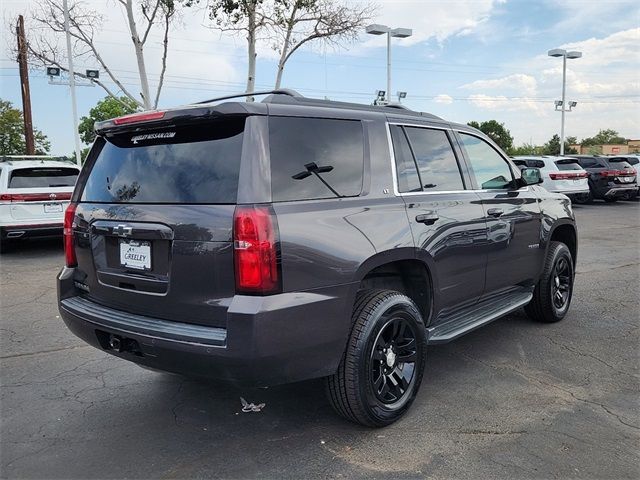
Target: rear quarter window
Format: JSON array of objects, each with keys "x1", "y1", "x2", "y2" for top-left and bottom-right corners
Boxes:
[
  {"x1": 80, "y1": 119, "x2": 245, "y2": 204},
  {"x1": 269, "y1": 117, "x2": 364, "y2": 202},
  {"x1": 9, "y1": 167, "x2": 79, "y2": 188}
]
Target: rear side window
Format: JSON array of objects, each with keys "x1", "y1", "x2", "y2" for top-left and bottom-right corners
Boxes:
[
  {"x1": 403, "y1": 127, "x2": 464, "y2": 191},
  {"x1": 9, "y1": 167, "x2": 78, "y2": 188},
  {"x1": 556, "y1": 160, "x2": 582, "y2": 171},
  {"x1": 81, "y1": 119, "x2": 245, "y2": 204},
  {"x1": 269, "y1": 117, "x2": 364, "y2": 201},
  {"x1": 390, "y1": 126, "x2": 421, "y2": 192}
]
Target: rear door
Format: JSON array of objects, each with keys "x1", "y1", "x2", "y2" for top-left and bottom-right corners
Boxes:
[
  {"x1": 6, "y1": 166, "x2": 78, "y2": 222},
  {"x1": 390, "y1": 124, "x2": 488, "y2": 314},
  {"x1": 72, "y1": 117, "x2": 247, "y2": 328},
  {"x1": 455, "y1": 131, "x2": 543, "y2": 294}
]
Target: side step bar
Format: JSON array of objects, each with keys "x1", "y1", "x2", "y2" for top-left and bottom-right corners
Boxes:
[{"x1": 427, "y1": 291, "x2": 533, "y2": 344}]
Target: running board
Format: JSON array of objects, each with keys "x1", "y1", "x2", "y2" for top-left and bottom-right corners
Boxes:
[{"x1": 427, "y1": 291, "x2": 533, "y2": 344}]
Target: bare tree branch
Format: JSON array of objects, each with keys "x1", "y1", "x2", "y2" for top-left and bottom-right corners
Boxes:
[{"x1": 153, "y1": 2, "x2": 175, "y2": 108}]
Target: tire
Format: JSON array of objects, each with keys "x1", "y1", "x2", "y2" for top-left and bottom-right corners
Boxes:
[
  {"x1": 525, "y1": 241, "x2": 574, "y2": 323},
  {"x1": 325, "y1": 289, "x2": 427, "y2": 427}
]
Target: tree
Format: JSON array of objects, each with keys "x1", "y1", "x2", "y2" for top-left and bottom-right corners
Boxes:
[
  {"x1": 581, "y1": 129, "x2": 627, "y2": 146},
  {"x1": 0, "y1": 99, "x2": 50, "y2": 155},
  {"x1": 467, "y1": 120, "x2": 513, "y2": 153},
  {"x1": 271, "y1": 0, "x2": 375, "y2": 89},
  {"x1": 23, "y1": 0, "x2": 179, "y2": 110},
  {"x1": 510, "y1": 143, "x2": 539, "y2": 156},
  {"x1": 201, "y1": 0, "x2": 269, "y2": 98},
  {"x1": 541, "y1": 134, "x2": 577, "y2": 155},
  {"x1": 78, "y1": 96, "x2": 139, "y2": 145}
]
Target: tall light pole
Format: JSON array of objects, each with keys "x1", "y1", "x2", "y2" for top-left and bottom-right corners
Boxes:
[
  {"x1": 366, "y1": 24, "x2": 412, "y2": 104},
  {"x1": 548, "y1": 48, "x2": 582, "y2": 155},
  {"x1": 63, "y1": 0, "x2": 82, "y2": 166}
]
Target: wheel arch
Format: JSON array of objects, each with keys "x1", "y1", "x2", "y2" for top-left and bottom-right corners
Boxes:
[{"x1": 547, "y1": 221, "x2": 578, "y2": 263}]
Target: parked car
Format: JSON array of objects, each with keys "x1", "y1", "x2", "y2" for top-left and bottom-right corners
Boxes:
[
  {"x1": 567, "y1": 155, "x2": 637, "y2": 203},
  {"x1": 0, "y1": 156, "x2": 80, "y2": 252},
  {"x1": 512, "y1": 156, "x2": 589, "y2": 202},
  {"x1": 58, "y1": 90, "x2": 578, "y2": 427},
  {"x1": 608, "y1": 156, "x2": 640, "y2": 199}
]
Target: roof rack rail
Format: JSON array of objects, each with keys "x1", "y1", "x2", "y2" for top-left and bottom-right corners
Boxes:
[
  {"x1": 0, "y1": 155, "x2": 70, "y2": 163},
  {"x1": 195, "y1": 89, "x2": 303, "y2": 105}
]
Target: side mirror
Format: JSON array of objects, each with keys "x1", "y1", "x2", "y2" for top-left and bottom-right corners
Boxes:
[{"x1": 520, "y1": 167, "x2": 543, "y2": 186}]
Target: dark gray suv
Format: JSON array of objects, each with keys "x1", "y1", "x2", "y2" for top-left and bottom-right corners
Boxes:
[{"x1": 58, "y1": 90, "x2": 578, "y2": 426}]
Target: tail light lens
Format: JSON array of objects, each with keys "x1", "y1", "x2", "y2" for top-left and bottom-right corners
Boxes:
[
  {"x1": 549, "y1": 172, "x2": 588, "y2": 180},
  {"x1": 113, "y1": 110, "x2": 166, "y2": 125},
  {"x1": 233, "y1": 205, "x2": 281, "y2": 295},
  {"x1": 0, "y1": 192, "x2": 72, "y2": 203},
  {"x1": 599, "y1": 169, "x2": 634, "y2": 177},
  {"x1": 64, "y1": 203, "x2": 78, "y2": 267}
]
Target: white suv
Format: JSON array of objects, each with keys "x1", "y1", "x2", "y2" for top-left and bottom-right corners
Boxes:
[
  {"x1": 0, "y1": 157, "x2": 80, "y2": 252},
  {"x1": 512, "y1": 156, "x2": 589, "y2": 201}
]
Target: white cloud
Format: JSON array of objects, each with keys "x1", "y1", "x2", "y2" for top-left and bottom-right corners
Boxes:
[
  {"x1": 433, "y1": 94, "x2": 453, "y2": 104},
  {"x1": 359, "y1": 0, "x2": 504, "y2": 48},
  {"x1": 462, "y1": 74, "x2": 538, "y2": 96}
]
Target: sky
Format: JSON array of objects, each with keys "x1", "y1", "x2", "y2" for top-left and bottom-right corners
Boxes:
[{"x1": 0, "y1": 0, "x2": 639, "y2": 155}]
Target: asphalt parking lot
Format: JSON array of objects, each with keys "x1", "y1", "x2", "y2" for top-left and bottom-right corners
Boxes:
[{"x1": 1, "y1": 201, "x2": 639, "y2": 479}]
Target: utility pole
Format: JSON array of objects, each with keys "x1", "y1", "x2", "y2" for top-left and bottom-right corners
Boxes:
[
  {"x1": 63, "y1": 0, "x2": 83, "y2": 166},
  {"x1": 16, "y1": 15, "x2": 35, "y2": 155}
]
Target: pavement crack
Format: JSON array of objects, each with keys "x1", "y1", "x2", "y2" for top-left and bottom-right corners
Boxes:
[{"x1": 0, "y1": 344, "x2": 90, "y2": 360}]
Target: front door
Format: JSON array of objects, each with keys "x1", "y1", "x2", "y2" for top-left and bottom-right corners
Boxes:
[{"x1": 455, "y1": 131, "x2": 543, "y2": 295}]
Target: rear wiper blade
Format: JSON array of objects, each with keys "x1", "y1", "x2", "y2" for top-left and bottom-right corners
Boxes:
[{"x1": 292, "y1": 162, "x2": 343, "y2": 198}]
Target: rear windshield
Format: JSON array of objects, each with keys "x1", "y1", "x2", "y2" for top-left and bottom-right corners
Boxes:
[
  {"x1": 555, "y1": 160, "x2": 582, "y2": 170},
  {"x1": 81, "y1": 119, "x2": 245, "y2": 204},
  {"x1": 9, "y1": 167, "x2": 78, "y2": 188},
  {"x1": 608, "y1": 158, "x2": 633, "y2": 168}
]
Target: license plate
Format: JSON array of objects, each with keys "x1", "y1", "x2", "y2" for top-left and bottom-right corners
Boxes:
[
  {"x1": 44, "y1": 203, "x2": 63, "y2": 213},
  {"x1": 119, "y1": 240, "x2": 151, "y2": 270}
]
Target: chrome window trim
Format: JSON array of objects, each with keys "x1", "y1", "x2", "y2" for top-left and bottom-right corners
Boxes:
[{"x1": 386, "y1": 122, "x2": 529, "y2": 196}]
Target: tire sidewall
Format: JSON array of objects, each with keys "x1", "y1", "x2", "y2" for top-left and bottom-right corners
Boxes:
[
  {"x1": 548, "y1": 244, "x2": 574, "y2": 320},
  {"x1": 355, "y1": 294, "x2": 427, "y2": 425}
]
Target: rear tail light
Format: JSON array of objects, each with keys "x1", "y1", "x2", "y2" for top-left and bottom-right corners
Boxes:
[
  {"x1": 549, "y1": 172, "x2": 588, "y2": 180},
  {"x1": 233, "y1": 205, "x2": 281, "y2": 295},
  {"x1": 600, "y1": 169, "x2": 635, "y2": 177},
  {"x1": 0, "y1": 192, "x2": 72, "y2": 203},
  {"x1": 64, "y1": 203, "x2": 78, "y2": 267},
  {"x1": 113, "y1": 110, "x2": 166, "y2": 125}
]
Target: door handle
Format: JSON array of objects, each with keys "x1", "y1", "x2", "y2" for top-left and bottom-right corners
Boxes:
[
  {"x1": 415, "y1": 213, "x2": 439, "y2": 225},
  {"x1": 487, "y1": 208, "x2": 504, "y2": 218}
]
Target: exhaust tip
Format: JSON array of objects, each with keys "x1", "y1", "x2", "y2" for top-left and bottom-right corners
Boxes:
[{"x1": 109, "y1": 335, "x2": 122, "y2": 351}]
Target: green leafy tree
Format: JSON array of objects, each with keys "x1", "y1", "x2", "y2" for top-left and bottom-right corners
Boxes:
[
  {"x1": 581, "y1": 129, "x2": 627, "y2": 146},
  {"x1": 78, "y1": 96, "x2": 138, "y2": 145},
  {"x1": 0, "y1": 99, "x2": 51, "y2": 155},
  {"x1": 542, "y1": 134, "x2": 578, "y2": 155},
  {"x1": 467, "y1": 120, "x2": 514, "y2": 153},
  {"x1": 510, "y1": 143, "x2": 539, "y2": 156}
]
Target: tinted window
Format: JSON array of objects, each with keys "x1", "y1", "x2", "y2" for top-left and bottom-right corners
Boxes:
[
  {"x1": 556, "y1": 160, "x2": 582, "y2": 171},
  {"x1": 81, "y1": 120, "x2": 245, "y2": 204},
  {"x1": 390, "y1": 125, "x2": 421, "y2": 192},
  {"x1": 9, "y1": 167, "x2": 78, "y2": 188},
  {"x1": 404, "y1": 127, "x2": 464, "y2": 191},
  {"x1": 459, "y1": 133, "x2": 513, "y2": 189},
  {"x1": 269, "y1": 117, "x2": 363, "y2": 201}
]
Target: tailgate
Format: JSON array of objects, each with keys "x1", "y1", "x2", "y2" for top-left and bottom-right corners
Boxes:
[{"x1": 70, "y1": 117, "x2": 246, "y2": 329}]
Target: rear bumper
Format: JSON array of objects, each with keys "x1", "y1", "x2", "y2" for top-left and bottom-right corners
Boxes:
[
  {"x1": 57, "y1": 267, "x2": 355, "y2": 387},
  {"x1": 603, "y1": 186, "x2": 638, "y2": 198},
  {"x1": 0, "y1": 223, "x2": 62, "y2": 240}
]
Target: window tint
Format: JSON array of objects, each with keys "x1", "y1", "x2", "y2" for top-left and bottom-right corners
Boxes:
[
  {"x1": 556, "y1": 160, "x2": 582, "y2": 171},
  {"x1": 269, "y1": 117, "x2": 364, "y2": 201},
  {"x1": 9, "y1": 167, "x2": 79, "y2": 188},
  {"x1": 458, "y1": 133, "x2": 513, "y2": 189},
  {"x1": 390, "y1": 125, "x2": 421, "y2": 192},
  {"x1": 81, "y1": 119, "x2": 245, "y2": 204},
  {"x1": 404, "y1": 127, "x2": 464, "y2": 191}
]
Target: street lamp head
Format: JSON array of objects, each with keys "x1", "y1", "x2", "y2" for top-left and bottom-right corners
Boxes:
[
  {"x1": 548, "y1": 48, "x2": 566, "y2": 57},
  {"x1": 569, "y1": 101, "x2": 577, "y2": 107},
  {"x1": 397, "y1": 91, "x2": 407, "y2": 99},
  {"x1": 566, "y1": 51, "x2": 582, "y2": 59},
  {"x1": 554, "y1": 100, "x2": 563, "y2": 107},
  {"x1": 390, "y1": 28, "x2": 412, "y2": 38},
  {"x1": 376, "y1": 90, "x2": 386, "y2": 99},
  {"x1": 366, "y1": 24, "x2": 390, "y2": 35}
]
